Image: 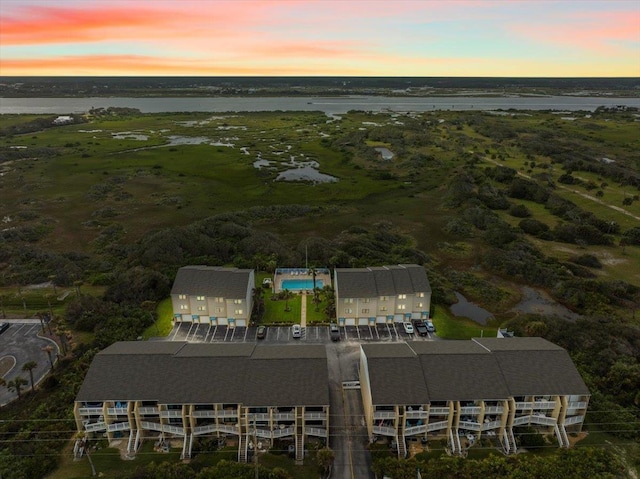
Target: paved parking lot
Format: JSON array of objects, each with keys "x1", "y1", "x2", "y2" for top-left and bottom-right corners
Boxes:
[
  {"x1": 166, "y1": 322, "x2": 435, "y2": 344},
  {"x1": 0, "y1": 319, "x2": 59, "y2": 406}
]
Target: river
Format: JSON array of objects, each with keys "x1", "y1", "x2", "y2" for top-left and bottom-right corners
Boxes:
[{"x1": 1, "y1": 95, "x2": 639, "y2": 114}]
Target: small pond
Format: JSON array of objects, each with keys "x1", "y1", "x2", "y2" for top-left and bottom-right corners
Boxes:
[
  {"x1": 450, "y1": 292, "x2": 494, "y2": 325},
  {"x1": 510, "y1": 287, "x2": 581, "y2": 321},
  {"x1": 374, "y1": 147, "x2": 394, "y2": 160}
]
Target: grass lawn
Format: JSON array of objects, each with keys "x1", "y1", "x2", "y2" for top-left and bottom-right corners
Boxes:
[
  {"x1": 305, "y1": 295, "x2": 329, "y2": 323},
  {"x1": 259, "y1": 452, "x2": 321, "y2": 479},
  {"x1": 141, "y1": 297, "x2": 174, "y2": 339},
  {"x1": 263, "y1": 294, "x2": 303, "y2": 324},
  {"x1": 432, "y1": 305, "x2": 499, "y2": 340}
]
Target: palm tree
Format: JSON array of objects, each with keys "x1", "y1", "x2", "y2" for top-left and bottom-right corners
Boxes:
[
  {"x1": 7, "y1": 377, "x2": 28, "y2": 400},
  {"x1": 36, "y1": 311, "x2": 46, "y2": 334},
  {"x1": 281, "y1": 289, "x2": 293, "y2": 312},
  {"x1": 317, "y1": 447, "x2": 335, "y2": 476},
  {"x1": 42, "y1": 345, "x2": 55, "y2": 372},
  {"x1": 22, "y1": 361, "x2": 38, "y2": 393}
]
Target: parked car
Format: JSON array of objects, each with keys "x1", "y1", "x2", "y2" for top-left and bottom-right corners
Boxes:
[
  {"x1": 402, "y1": 322, "x2": 414, "y2": 334},
  {"x1": 256, "y1": 325, "x2": 266, "y2": 339},
  {"x1": 413, "y1": 320, "x2": 428, "y2": 336},
  {"x1": 291, "y1": 324, "x2": 302, "y2": 338},
  {"x1": 330, "y1": 323, "x2": 340, "y2": 341},
  {"x1": 0, "y1": 322, "x2": 9, "y2": 335},
  {"x1": 424, "y1": 320, "x2": 435, "y2": 333}
]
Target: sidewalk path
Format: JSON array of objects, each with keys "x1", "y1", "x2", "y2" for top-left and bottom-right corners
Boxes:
[{"x1": 300, "y1": 292, "x2": 307, "y2": 328}]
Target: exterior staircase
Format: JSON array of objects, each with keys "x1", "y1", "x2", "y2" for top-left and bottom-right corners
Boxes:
[
  {"x1": 396, "y1": 434, "x2": 407, "y2": 458},
  {"x1": 295, "y1": 433, "x2": 304, "y2": 463},
  {"x1": 238, "y1": 434, "x2": 248, "y2": 463}
]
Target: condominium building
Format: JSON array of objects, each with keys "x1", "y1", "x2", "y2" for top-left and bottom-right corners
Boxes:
[
  {"x1": 74, "y1": 342, "x2": 329, "y2": 462},
  {"x1": 359, "y1": 338, "x2": 589, "y2": 457},
  {"x1": 334, "y1": 264, "x2": 431, "y2": 326},
  {"x1": 171, "y1": 266, "x2": 255, "y2": 327}
]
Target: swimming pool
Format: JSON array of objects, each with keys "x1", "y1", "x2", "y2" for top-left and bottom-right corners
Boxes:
[{"x1": 281, "y1": 279, "x2": 324, "y2": 291}]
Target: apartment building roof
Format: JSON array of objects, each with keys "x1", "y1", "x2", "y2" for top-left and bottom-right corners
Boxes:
[
  {"x1": 171, "y1": 265, "x2": 252, "y2": 298},
  {"x1": 361, "y1": 338, "x2": 588, "y2": 404},
  {"x1": 335, "y1": 264, "x2": 431, "y2": 298},
  {"x1": 77, "y1": 342, "x2": 329, "y2": 407}
]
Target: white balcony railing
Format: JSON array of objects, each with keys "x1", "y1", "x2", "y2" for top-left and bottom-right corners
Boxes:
[
  {"x1": 273, "y1": 413, "x2": 295, "y2": 420},
  {"x1": 252, "y1": 428, "x2": 272, "y2": 439},
  {"x1": 427, "y1": 420, "x2": 449, "y2": 432},
  {"x1": 533, "y1": 401, "x2": 556, "y2": 410},
  {"x1": 164, "y1": 424, "x2": 185, "y2": 436},
  {"x1": 459, "y1": 407, "x2": 481, "y2": 415},
  {"x1": 139, "y1": 421, "x2": 185, "y2": 435},
  {"x1": 406, "y1": 410, "x2": 428, "y2": 419},
  {"x1": 305, "y1": 412, "x2": 327, "y2": 420},
  {"x1": 563, "y1": 415, "x2": 584, "y2": 426},
  {"x1": 484, "y1": 406, "x2": 504, "y2": 414},
  {"x1": 458, "y1": 421, "x2": 482, "y2": 431},
  {"x1": 107, "y1": 407, "x2": 128, "y2": 415},
  {"x1": 218, "y1": 424, "x2": 239, "y2": 435},
  {"x1": 193, "y1": 424, "x2": 218, "y2": 436},
  {"x1": 138, "y1": 407, "x2": 159, "y2": 415},
  {"x1": 85, "y1": 422, "x2": 107, "y2": 432},
  {"x1": 515, "y1": 402, "x2": 534, "y2": 410},
  {"x1": 307, "y1": 426, "x2": 328, "y2": 438},
  {"x1": 192, "y1": 410, "x2": 217, "y2": 418},
  {"x1": 374, "y1": 411, "x2": 396, "y2": 420},
  {"x1": 429, "y1": 407, "x2": 450, "y2": 415},
  {"x1": 218, "y1": 410, "x2": 238, "y2": 417},
  {"x1": 248, "y1": 413, "x2": 270, "y2": 421},
  {"x1": 78, "y1": 407, "x2": 103, "y2": 415},
  {"x1": 272, "y1": 426, "x2": 295, "y2": 438},
  {"x1": 160, "y1": 410, "x2": 183, "y2": 418},
  {"x1": 513, "y1": 416, "x2": 530, "y2": 426},
  {"x1": 372, "y1": 425, "x2": 396, "y2": 436},
  {"x1": 140, "y1": 421, "x2": 164, "y2": 433},
  {"x1": 107, "y1": 422, "x2": 130, "y2": 432},
  {"x1": 404, "y1": 424, "x2": 427, "y2": 436},
  {"x1": 530, "y1": 415, "x2": 556, "y2": 426},
  {"x1": 482, "y1": 420, "x2": 503, "y2": 431},
  {"x1": 568, "y1": 401, "x2": 587, "y2": 410}
]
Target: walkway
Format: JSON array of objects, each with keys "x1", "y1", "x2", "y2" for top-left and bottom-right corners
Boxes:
[{"x1": 300, "y1": 292, "x2": 307, "y2": 328}]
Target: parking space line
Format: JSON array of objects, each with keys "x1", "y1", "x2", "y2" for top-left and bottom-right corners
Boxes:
[
  {"x1": 374, "y1": 326, "x2": 380, "y2": 340},
  {"x1": 203, "y1": 325, "x2": 211, "y2": 342},
  {"x1": 243, "y1": 328, "x2": 249, "y2": 342},
  {"x1": 391, "y1": 324, "x2": 399, "y2": 341}
]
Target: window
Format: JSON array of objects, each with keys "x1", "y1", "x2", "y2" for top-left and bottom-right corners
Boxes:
[
  {"x1": 417, "y1": 302, "x2": 423, "y2": 308},
  {"x1": 398, "y1": 304, "x2": 406, "y2": 310},
  {"x1": 197, "y1": 306, "x2": 206, "y2": 312},
  {"x1": 345, "y1": 308, "x2": 353, "y2": 314},
  {"x1": 233, "y1": 299, "x2": 242, "y2": 304},
  {"x1": 234, "y1": 309, "x2": 243, "y2": 315},
  {"x1": 344, "y1": 298, "x2": 353, "y2": 303},
  {"x1": 380, "y1": 296, "x2": 388, "y2": 301},
  {"x1": 196, "y1": 295, "x2": 205, "y2": 301},
  {"x1": 216, "y1": 307, "x2": 224, "y2": 313},
  {"x1": 362, "y1": 309, "x2": 369, "y2": 314},
  {"x1": 362, "y1": 298, "x2": 370, "y2": 303},
  {"x1": 180, "y1": 304, "x2": 188, "y2": 310},
  {"x1": 398, "y1": 294, "x2": 407, "y2": 299},
  {"x1": 215, "y1": 297, "x2": 224, "y2": 302},
  {"x1": 178, "y1": 294, "x2": 187, "y2": 300},
  {"x1": 417, "y1": 292, "x2": 425, "y2": 298},
  {"x1": 380, "y1": 306, "x2": 387, "y2": 312}
]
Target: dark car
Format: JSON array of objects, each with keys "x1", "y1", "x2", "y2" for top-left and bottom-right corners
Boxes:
[
  {"x1": 413, "y1": 320, "x2": 428, "y2": 336},
  {"x1": 330, "y1": 323, "x2": 340, "y2": 341},
  {"x1": 0, "y1": 322, "x2": 9, "y2": 335},
  {"x1": 256, "y1": 325, "x2": 266, "y2": 339}
]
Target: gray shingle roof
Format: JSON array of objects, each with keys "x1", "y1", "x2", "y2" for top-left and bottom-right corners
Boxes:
[
  {"x1": 362, "y1": 339, "x2": 588, "y2": 404},
  {"x1": 170, "y1": 266, "x2": 252, "y2": 298},
  {"x1": 76, "y1": 342, "x2": 329, "y2": 406},
  {"x1": 335, "y1": 264, "x2": 431, "y2": 298}
]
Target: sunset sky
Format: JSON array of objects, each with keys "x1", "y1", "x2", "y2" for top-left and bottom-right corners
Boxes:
[{"x1": 1, "y1": 0, "x2": 638, "y2": 77}]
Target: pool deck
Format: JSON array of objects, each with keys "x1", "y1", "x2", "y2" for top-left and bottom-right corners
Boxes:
[{"x1": 274, "y1": 270, "x2": 331, "y2": 294}]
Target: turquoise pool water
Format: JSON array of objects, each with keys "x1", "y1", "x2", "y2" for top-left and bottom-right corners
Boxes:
[{"x1": 281, "y1": 279, "x2": 324, "y2": 291}]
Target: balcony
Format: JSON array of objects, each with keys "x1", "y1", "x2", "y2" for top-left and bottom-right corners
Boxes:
[
  {"x1": 78, "y1": 407, "x2": 103, "y2": 415},
  {"x1": 429, "y1": 407, "x2": 450, "y2": 416},
  {"x1": 107, "y1": 422, "x2": 130, "y2": 432},
  {"x1": 273, "y1": 412, "x2": 295, "y2": 420},
  {"x1": 193, "y1": 424, "x2": 220, "y2": 436},
  {"x1": 532, "y1": 401, "x2": 556, "y2": 410},
  {"x1": 252, "y1": 427, "x2": 272, "y2": 439},
  {"x1": 459, "y1": 407, "x2": 481, "y2": 415},
  {"x1": 406, "y1": 410, "x2": 428, "y2": 419},
  {"x1": 484, "y1": 406, "x2": 504, "y2": 414},
  {"x1": 307, "y1": 426, "x2": 328, "y2": 438},
  {"x1": 427, "y1": 420, "x2": 449, "y2": 432},
  {"x1": 160, "y1": 410, "x2": 183, "y2": 418},
  {"x1": 513, "y1": 415, "x2": 530, "y2": 426},
  {"x1": 372, "y1": 425, "x2": 396, "y2": 436},
  {"x1": 248, "y1": 413, "x2": 270, "y2": 421},
  {"x1": 515, "y1": 402, "x2": 534, "y2": 410},
  {"x1": 404, "y1": 424, "x2": 427, "y2": 436},
  {"x1": 107, "y1": 407, "x2": 128, "y2": 415},
  {"x1": 192, "y1": 410, "x2": 217, "y2": 418},
  {"x1": 568, "y1": 401, "x2": 587, "y2": 410},
  {"x1": 84, "y1": 421, "x2": 107, "y2": 432},
  {"x1": 374, "y1": 411, "x2": 396, "y2": 420},
  {"x1": 140, "y1": 421, "x2": 185, "y2": 436},
  {"x1": 272, "y1": 426, "x2": 295, "y2": 438},
  {"x1": 305, "y1": 412, "x2": 327, "y2": 420},
  {"x1": 563, "y1": 415, "x2": 584, "y2": 426},
  {"x1": 458, "y1": 421, "x2": 481, "y2": 431},
  {"x1": 530, "y1": 415, "x2": 556, "y2": 426},
  {"x1": 482, "y1": 420, "x2": 503, "y2": 431},
  {"x1": 218, "y1": 424, "x2": 239, "y2": 435},
  {"x1": 217, "y1": 410, "x2": 238, "y2": 418},
  {"x1": 138, "y1": 407, "x2": 159, "y2": 415}
]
